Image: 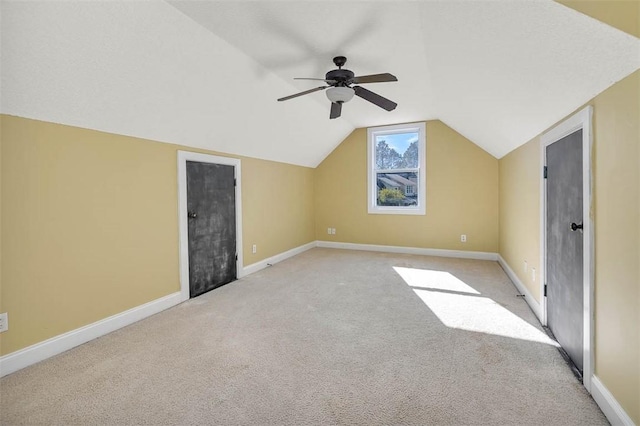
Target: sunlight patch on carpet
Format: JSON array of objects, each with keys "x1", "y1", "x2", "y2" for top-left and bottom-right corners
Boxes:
[
  {"x1": 394, "y1": 267, "x2": 480, "y2": 294},
  {"x1": 393, "y1": 267, "x2": 559, "y2": 347}
]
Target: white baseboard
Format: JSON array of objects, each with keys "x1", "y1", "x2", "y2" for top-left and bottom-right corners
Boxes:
[
  {"x1": 241, "y1": 241, "x2": 317, "y2": 276},
  {"x1": 492, "y1": 259, "x2": 636, "y2": 426},
  {"x1": 0, "y1": 292, "x2": 182, "y2": 378},
  {"x1": 591, "y1": 375, "x2": 635, "y2": 426},
  {"x1": 0, "y1": 238, "x2": 318, "y2": 377},
  {"x1": 317, "y1": 240, "x2": 498, "y2": 261},
  {"x1": 0, "y1": 243, "x2": 528, "y2": 379},
  {"x1": 497, "y1": 255, "x2": 542, "y2": 321}
]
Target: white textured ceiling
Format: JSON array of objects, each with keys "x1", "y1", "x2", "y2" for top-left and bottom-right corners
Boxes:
[{"x1": 2, "y1": 1, "x2": 639, "y2": 166}]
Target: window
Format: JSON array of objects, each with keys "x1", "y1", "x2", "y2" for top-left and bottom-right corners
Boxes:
[
  {"x1": 367, "y1": 122, "x2": 426, "y2": 215},
  {"x1": 405, "y1": 185, "x2": 415, "y2": 195}
]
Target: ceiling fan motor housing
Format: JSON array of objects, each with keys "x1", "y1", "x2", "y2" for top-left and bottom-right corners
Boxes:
[{"x1": 326, "y1": 69, "x2": 355, "y2": 86}]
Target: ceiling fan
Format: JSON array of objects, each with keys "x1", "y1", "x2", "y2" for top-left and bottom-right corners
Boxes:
[{"x1": 277, "y1": 56, "x2": 398, "y2": 119}]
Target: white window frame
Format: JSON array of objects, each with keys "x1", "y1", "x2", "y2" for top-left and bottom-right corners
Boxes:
[{"x1": 367, "y1": 122, "x2": 426, "y2": 215}]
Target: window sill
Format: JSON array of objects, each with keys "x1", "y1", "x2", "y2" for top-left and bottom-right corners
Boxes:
[{"x1": 368, "y1": 206, "x2": 426, "y2": 215}]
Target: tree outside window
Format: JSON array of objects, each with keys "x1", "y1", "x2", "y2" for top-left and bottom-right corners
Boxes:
[{"x1": 367, "y1": 123, "x2": 426, "y2": 215}]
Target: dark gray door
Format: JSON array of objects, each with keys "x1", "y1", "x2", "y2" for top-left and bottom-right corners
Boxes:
[
  {"x1": 186, "y1": 161, "x2": 236, "y2": 298},
  {"x1": 546, "y1": 129, "x2": 583, "y2": 373}
]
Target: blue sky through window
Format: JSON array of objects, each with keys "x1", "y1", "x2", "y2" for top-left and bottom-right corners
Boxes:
[{"x1": 376, "y1": 132, "x2": 419, "y2": 155}]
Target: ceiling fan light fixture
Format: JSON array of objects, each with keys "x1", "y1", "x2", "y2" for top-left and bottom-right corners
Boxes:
[{"x1": 326, "y1": 86, "x2": 355, "y2": 103}]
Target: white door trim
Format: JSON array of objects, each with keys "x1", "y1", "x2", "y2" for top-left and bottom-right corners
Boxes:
[
  {"x1": 177, "y1": 151, "x2": 243, "y2": 302},
  {"x1": 540, "y1": 105, "x2": 594, "y2": 392}
]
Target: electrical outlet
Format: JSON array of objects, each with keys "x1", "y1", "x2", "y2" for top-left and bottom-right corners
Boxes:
[
  {"x1": 327, "y1": 227, "x2": 332, "y2": 235},
  {"x1": 0, "y1": 313, "x2": 8, "y2": 333},
  {"x1": 252, "y1": 244, "x2": 257, "y2": 254},
  {"x1": 331, "y1": 228, "x2": 336, "y2": 235},
  {"x1": 460, "y1": 234, "x2": 467, "y2": 243},
  {"x1": 532, "y1": 268, "x2": 536, "y2": 282}
]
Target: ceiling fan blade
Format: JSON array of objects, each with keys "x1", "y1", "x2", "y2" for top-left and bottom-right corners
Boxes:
[
  {"x1": 352, "y1": 73, "x2": 398, "y2": 84},
  {"x1": 277, "y1": 86, "x2": 327, "y2": 102},
  {"x1": 330, "y1": 102, "x2": 342, "y2": 119},
  {"x1": 294, "y1": 78, "x2": 338, "y2": 84},
  {"x1": 353, "y1": 86, "x2": 397, "y2": 111}
]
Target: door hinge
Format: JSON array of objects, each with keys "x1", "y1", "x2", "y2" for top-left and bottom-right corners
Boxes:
[
  {"x1": 543, "y1": 166, "x2": 548, "y2": 179},
  {"x1": 544, "y1": 284, "x2": 547, "y2": 297},
  {"x1": 234, "y1": 178, "x2": 237, "y2": 187}
]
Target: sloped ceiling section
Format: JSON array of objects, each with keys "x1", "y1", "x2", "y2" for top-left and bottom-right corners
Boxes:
[
  {"x1": 0, "y1": 1, "x2": 353, "y2": 167},
  {"x1": 420, "y1": 1, "x2": 640, "y2": 157},
  {"x1": 2, "y1": 1, "x2": 639, "y2": 166},
  {"x1": 169, "y1": 0, "x2": 640, "y2": 159},
  {"x1": 168, "y1": 1, "x2": 439, "y2": 131}
]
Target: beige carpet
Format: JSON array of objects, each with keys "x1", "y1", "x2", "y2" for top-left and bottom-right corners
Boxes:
[{"x1": 1, "y1": 248, "x2": 607, "y2": 425}]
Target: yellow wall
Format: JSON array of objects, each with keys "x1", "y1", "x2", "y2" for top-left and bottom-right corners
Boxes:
[
  {"x1": 501, "y1": 2, "x2": 640, "y2": 421},
  {"x1": 591, "y1": 70, "x2": 640, "y2": 422},
  {"x1": 241, "y1": 157, "x2": 315, "y2": 264},
  {"x1": 499, "y1": 138, "x2": 541, "y2": 299},
  {"x1": 0, "y1": 115, "x2": 316, "y2": 355},
  {"x1": 501, "y1": 67, "x2": 640, "y2": 426},
  {"x1": 315, "y1": 121, "x2": 499, "y2": 252}
]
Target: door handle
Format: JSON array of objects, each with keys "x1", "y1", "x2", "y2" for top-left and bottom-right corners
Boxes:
[
  {"x1": 570, "y1": 222, "x2": 583, "y2": 231},
  {"x1": 188, "y1": 211, "x2": 197, "y2": 219}
]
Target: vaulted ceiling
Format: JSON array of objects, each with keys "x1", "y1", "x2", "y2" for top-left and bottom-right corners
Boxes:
[{"x1": 2, "y1": 1, "x2": 639, "y2": 167}]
